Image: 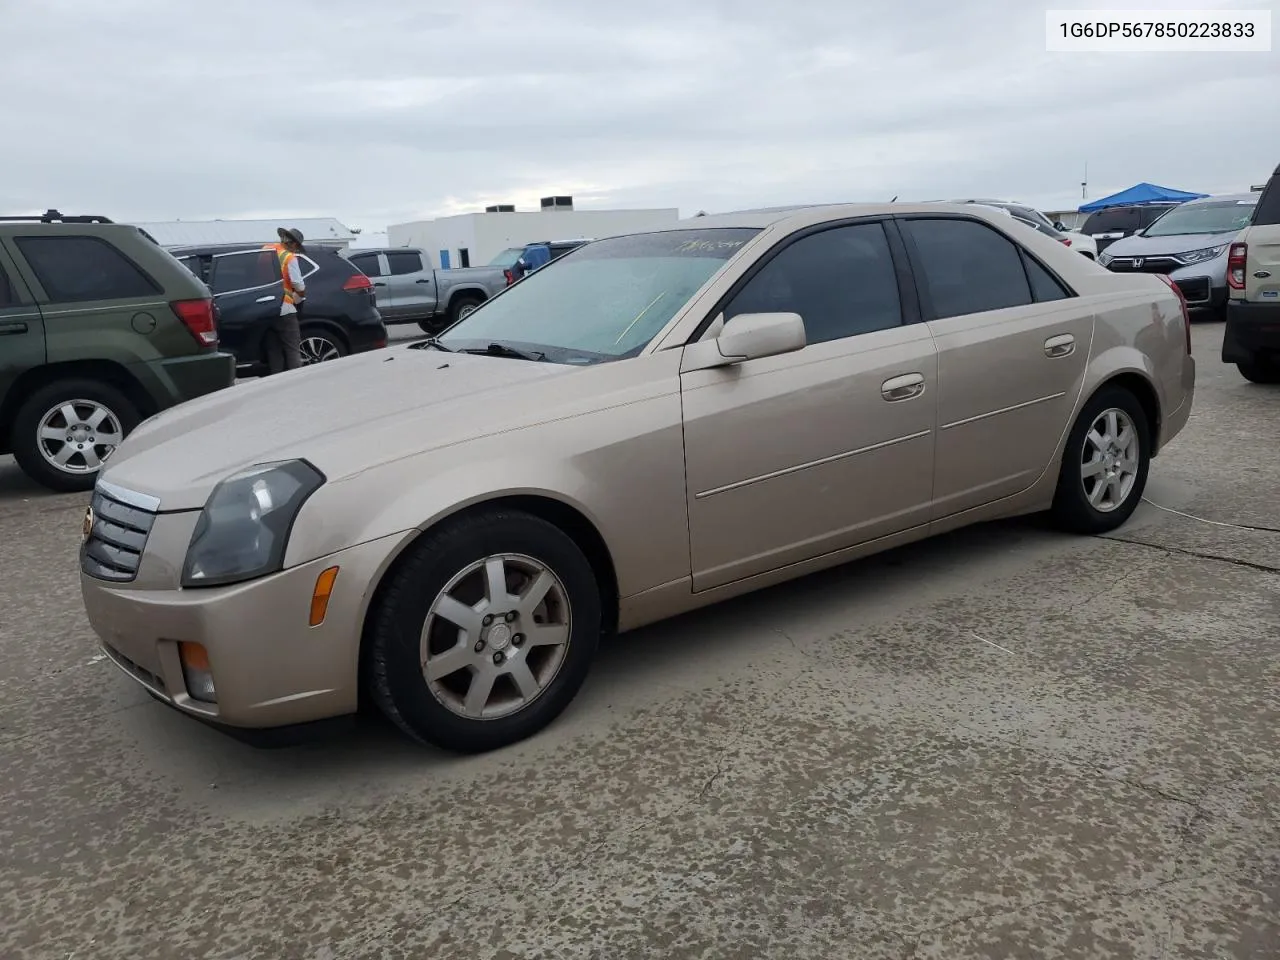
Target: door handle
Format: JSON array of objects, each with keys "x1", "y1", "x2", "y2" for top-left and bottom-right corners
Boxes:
[
  {"x1": 881, "y1": 372, "x2": 925, "y2": 402},
  {"x1": 0, "y1": 320, "x2": 29, "y2": 335},
  {"x1": 255, "y1": 295, "x2": 276, "y2": 303},
  {"x1": 374, "y1": 281, "x2": 387, "y2": 287},
  {"x1": 415, "y1": 279, "x2": 430, "y2": 284},
  {"x1": 1044, "y1": 334, "x2": 1075, "y2": 358}
]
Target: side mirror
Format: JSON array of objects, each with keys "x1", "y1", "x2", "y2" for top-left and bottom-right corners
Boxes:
[{"x1": 684, "y1": 312, "x2": 806, "y2": 371}]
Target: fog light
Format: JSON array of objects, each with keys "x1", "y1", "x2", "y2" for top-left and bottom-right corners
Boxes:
[
  {"x1": 179, "y1": 642, "x2": 217, "y2": 703},
  {"x1": 310, "y1": 566, "x2": 340, "y2": 626}
]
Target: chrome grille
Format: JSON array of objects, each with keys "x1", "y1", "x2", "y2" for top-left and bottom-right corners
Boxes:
[{"x1": 81, "y1": 486, "x2": 158, "y2": 582}]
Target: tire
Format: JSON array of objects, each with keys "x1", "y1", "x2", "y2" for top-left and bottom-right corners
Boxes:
[
  {"x1": 298, "y1": 325, "x2": 348, "y2": 366},
  {"x1": 1238, "y1": 359, "x2": 1280, "y2": 384},
  {"x1": 448, "y1": 294, "x2": 484, "y2": 325},
  {"x1": 416, "y1": 317, "x2": 448, "y2": 336},
  {"x1": 1049, "y1": 385, "x2": 1151, "y2": 535},
  {"x1": 11, "y1": 379, "x2": 140, "y2": 493},
  {"x1": 367, "y1": 509, "x2": 601, "y2": 753}
]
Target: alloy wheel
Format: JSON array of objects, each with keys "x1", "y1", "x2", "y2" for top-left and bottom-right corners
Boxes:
[
  {"x1": 300, "y1": 336, "x2": 342, "y2": 365},
  {"x1": 1081, "y1": 407, "x2": 1140, "y2": 513},
  {"x1": 420, "y1": 553, "x2": 572, "y2": 720},
  {"x1": 36, "y1": 400, "x2": 124, "y2": 475}
]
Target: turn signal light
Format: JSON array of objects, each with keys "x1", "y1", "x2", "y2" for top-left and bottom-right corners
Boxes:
[
  {"x1": 310, "y1": 566, "x2": 340, "y2": 626},
  {"x1": 178, "y1": 642, "x2": 217, "y2": 703}
]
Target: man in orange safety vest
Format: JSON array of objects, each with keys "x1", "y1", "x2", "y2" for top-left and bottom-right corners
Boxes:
[{"x1": 262, "y1": 227, "x2": 307, "y2": 373}]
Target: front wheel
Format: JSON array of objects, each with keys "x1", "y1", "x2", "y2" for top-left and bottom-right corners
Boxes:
[
  {"x1": 1238, "y1": 359, "x2": 1280, "y2": 384},
  {"x1": 1049, "y1": 385, "x2": 1151, "y2": 534},
  {"x1": 367, "y1": 509, "x2": 601, "y2": 753}
]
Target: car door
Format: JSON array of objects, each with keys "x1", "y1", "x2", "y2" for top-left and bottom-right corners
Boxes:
[
  {"x1": 0, "y1": 248, "x2": 45, "y2": 410},
  {"x1": 348, "y1": 252, "x2": 392, "y2": 316},
  {"x1": 208, "y1": 248, "x2": 285, "y2": 368},
  {"x1": 681, "y1": 220, "x2": 938, "y2": 592},
  {"x1": 896, "y1": 215, "x2": 1091, "y2": 520},
  {"x1": 384, "y1": 250, "x2": 435, "y2": 321}
]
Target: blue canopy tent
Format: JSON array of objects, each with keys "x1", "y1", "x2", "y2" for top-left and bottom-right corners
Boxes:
[{"x1": 1078, "y1": 183, "x2": 1207, "y2": 212}]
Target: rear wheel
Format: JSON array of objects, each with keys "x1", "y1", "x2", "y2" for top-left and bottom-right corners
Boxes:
[
  {"x1": 1238, "y1": 358, "x2": 1280, "y2": 384},
  {"x1": 1049, "y1": 385, "x2": 1151, "y2": 534},
  {"x1": 298, "y1": 325, "x2": 347, "y2": 366},
  {"x1": 12, "y1": 380, "x2": 139, "y2": 492},
  {"x1": 367, "y1": 509, "x2": 601, "y2": 753},
  {"x1": 449, "y1": 294, "x2": 484, "y2": 325}
]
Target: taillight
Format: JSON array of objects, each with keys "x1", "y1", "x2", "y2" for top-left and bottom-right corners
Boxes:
[
  {"x1": 503, "y1": 269, "x2": 515, "y2": 286},
  {"x1": 1227, "y1": 242, "x2": 1247, "y2": 290},
  {"x1": 1156, "y1": 274, "x2": 1191, "y2": 354},
  {"x1": 1060, "y1": 237, "x2": 1072, "y2": 246},
  {"x1": 171, "y1": 298, "x2": 218, "y2": 347},
  {"x1": 343, "y1": 273, "x2": 373, "y2": 292}
]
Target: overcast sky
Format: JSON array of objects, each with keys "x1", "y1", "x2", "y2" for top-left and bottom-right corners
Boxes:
[{"x1": 1, "y1": 0, "x2": 1275, "y2": 236}]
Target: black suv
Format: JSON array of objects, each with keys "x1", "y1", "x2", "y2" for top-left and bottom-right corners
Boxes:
[{"x1": 170, "y1": 244, "x2": 387, "y2": 376}]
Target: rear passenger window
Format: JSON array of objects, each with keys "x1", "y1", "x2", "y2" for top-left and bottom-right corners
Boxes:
[
  {"x1": 725, "y1": 222, "x2": 902, "y2": 345},
  {"x1": 386, "y1": 251, "x2": 423, "y2": 275},
  {"x1": 1022, "y1": 253, "x2": 1072, "y2": 302},
  {"x1": 1253, "y1": 178, "x2": 1280, "y2": 226},
  {"x1": 14, "y1": 236, "x2": 161, "y2": 303},
  {"x1": 349, "y1": 253, "x2": 383, "y2": 277},
  {"x1": 210, "y1": 250, "x2": 280, "y2": 294},
  {"x1": 903, "y1": 218, "x2": 1032, "y2": 319}
]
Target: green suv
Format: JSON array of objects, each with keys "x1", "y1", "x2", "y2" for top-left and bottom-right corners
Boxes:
[{"x1": 0, "y1": 211, "x2": 236, "y2": 492}]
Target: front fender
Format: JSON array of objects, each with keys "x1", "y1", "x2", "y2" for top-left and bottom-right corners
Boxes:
[{"x1": 282, "y1": 388, "x2": 691, "y2": 600}]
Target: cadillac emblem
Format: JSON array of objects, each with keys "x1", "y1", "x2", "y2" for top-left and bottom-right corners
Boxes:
[{"x1": 82, "y1": 505, "x2": 95, "y2": 543}]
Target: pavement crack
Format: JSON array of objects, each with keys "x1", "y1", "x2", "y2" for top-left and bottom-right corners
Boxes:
[{"x1": 1097, "y1": 535, "x2": 1280, "y2": 576}]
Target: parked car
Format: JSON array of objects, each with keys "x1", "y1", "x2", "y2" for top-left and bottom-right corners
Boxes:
[
  {"x1": 345, "y1": 247, "x2": 508, "y2": 335},
  {"x1": 1080, "y1": 203, "x2": 1180, "y2": 254},
  {"x1": 504, "y1": 239, "x2": 592, "y2": 284},
  {"x1": 1098, "y1": 193, "x2": 1258, "y2": 317},
  {"x1": 953, "y1": 200, "x2": 1098, "y2": 259},
  {"x1": 171, "y1": 243, "x2": 387, "y2": 376},
  {"x1": 0, "y1": 211, "x2": 234, "y2": 491},
  {"x1": 1223, "y1": 163, "x2": 1280, "y2": 383},
  {"x1": 80, "y1": 203, "x2": 1195, "y2": 754}
]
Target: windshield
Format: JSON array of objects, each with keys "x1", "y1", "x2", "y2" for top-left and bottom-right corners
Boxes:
[
  {"x1": 1143, "y1": 200, "x2": 1256, "y2": 237},
  {"x1": 438, "y1": 228, "x2": 760, "y2": 364},
  {"x1": 487, "y1": 247, "x2": 524, "y2": 267}
]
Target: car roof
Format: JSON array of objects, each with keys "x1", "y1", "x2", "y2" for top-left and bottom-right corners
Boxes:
[
  {"x1": 675, "y1": 202, "x2": 1010, "y2": 231},
  {"x1": 1181, "y1": 192, "x2": 1259, "y2": 205}
]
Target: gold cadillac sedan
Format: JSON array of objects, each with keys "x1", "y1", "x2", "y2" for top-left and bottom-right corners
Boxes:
[{"x1": 80, "y1": 204, "x2": 1196, "y2": 753}]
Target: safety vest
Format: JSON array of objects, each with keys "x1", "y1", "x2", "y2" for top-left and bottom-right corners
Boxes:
[{"x1": 262, "y1": 243, "x2": 301, "y2": 305}]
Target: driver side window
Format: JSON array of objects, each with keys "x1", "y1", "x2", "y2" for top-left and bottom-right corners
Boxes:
[{"x1": 724, "y1": 222, "x2": 903, "y2": 346}]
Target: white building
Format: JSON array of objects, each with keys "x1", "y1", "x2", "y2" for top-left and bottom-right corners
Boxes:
[
  {"x1": 388, "y1": 197, "x2": 680, "y2": 269},
  {"x1": 133, "y1": 217, "x2": 359, "y2": 250}
]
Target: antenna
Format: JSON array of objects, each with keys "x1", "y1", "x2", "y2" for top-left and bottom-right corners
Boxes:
[{"x1": 1081, "y1": 161, "x2": 1088, "y2": 200}]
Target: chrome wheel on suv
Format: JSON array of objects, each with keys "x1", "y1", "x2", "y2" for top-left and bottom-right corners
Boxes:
[
  {"x1": 11, "y1": 380, "x2": 141, "y2": 493},
  {"x1": 36, "y1": 399, "x2": 125, "y2": 476},
  {"x1": 300, "y1": 334, "x2": 343, "y2": 365}
]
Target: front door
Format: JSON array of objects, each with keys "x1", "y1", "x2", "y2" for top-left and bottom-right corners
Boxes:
[
  {"x1": 681, "y1": 221, "x2": 938, "y2": 592},
  {"x1": 896, "y1": 216, "x2": 1093, "y2": 518}
]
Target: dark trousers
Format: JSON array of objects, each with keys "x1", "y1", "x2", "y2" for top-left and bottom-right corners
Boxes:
[{"x1": 266, "y1": 311, "x2": 302, "y2": 374}]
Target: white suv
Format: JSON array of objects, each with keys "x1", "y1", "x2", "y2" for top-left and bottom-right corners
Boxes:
[{"x1": 1223, "y1": 163, "x2": 1280, "y2": 384}]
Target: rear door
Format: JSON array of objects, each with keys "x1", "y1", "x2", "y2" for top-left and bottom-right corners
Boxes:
[
  {"x1": 5, "y1": 231, "x2": 169, "y2": 366},
  {"x1": 0, "y1": 247, "x2": 45, "y2": 418},
  {"x1": 208, "y1": 248, "x2": 284, "y2": 368},
  {"x1": 1243, "y1": 176, "x2": 1280, "y2": 303},
  {"x1": 384, "y1": 250, "x2": 435, "y2": 321},
  {"x1": 897, "y1": 215, "x2": 1092, "y2": 519}
]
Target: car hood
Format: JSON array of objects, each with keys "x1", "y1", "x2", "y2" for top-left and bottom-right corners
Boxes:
[
  {"x1": 100, "y1": 345, "x2": 580, "y2": 511},
  {"x1": 1103, "y1": 230, "x2": 1241, "y2": 257}
]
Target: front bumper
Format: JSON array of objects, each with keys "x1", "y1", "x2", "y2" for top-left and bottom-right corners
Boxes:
[
  {"x1": 81, "y1": 525, "x2": 407, "y2": 730},
  {"x1": 1222, "y1": 300, "x2": 1280, "y2": 363}
]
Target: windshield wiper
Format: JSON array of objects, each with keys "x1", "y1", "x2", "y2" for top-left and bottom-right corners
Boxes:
[{"x1": 460, "y1": 342, "x2": 547, "y2": 362}]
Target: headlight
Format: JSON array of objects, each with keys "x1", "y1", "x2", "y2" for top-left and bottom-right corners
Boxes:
[
  {"x1": 1097, "y1": 252, "x2": 1113, "y2": 266},
  {"x1": 1174, "y1": 244, "x2": 1228, "y2": 265},
  {"x1": 181, "y1": 460, "x2": 325, "y2": 588}
]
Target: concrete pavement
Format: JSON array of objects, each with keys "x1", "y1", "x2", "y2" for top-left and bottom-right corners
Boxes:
[{"x1": 1, "y1": 322, "x2": 1277, "y2": 959}]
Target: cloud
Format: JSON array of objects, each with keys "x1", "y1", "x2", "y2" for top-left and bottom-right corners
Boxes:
[{"x1": 0, "y1": 0, "x2": 1275, "y2": 230}]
